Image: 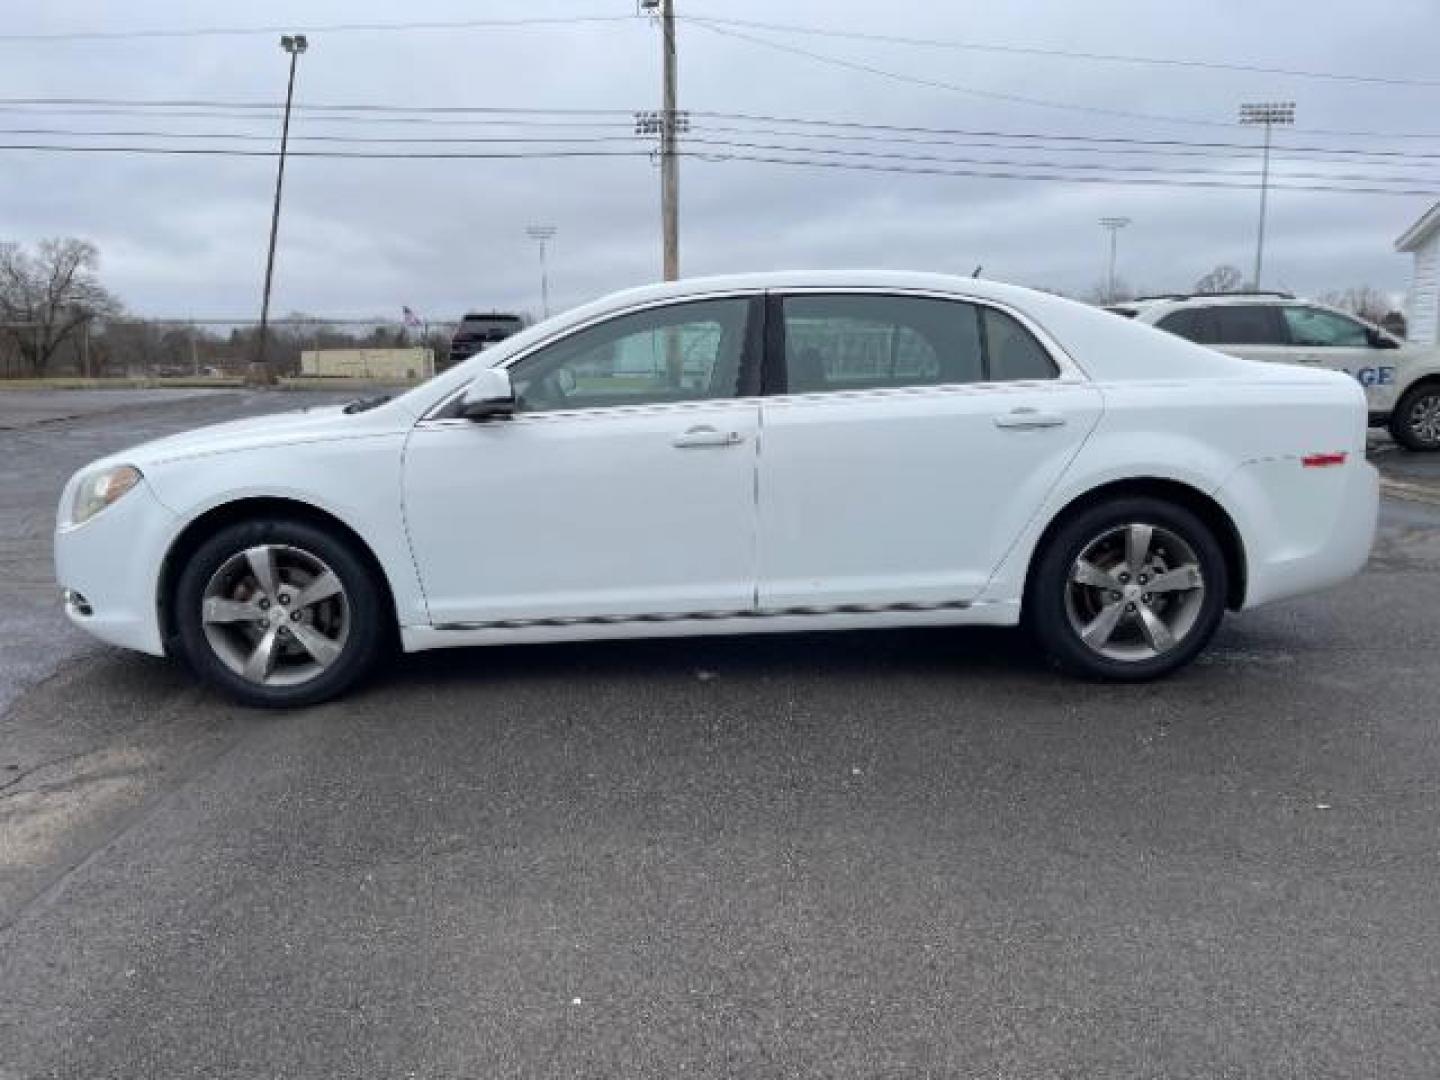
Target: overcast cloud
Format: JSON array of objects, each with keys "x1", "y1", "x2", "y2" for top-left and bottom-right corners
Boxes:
[{"x1": 3, "y1": 0, "x2": 1438, "y2": 320}]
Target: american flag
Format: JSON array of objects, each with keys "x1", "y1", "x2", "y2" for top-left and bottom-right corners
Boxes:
[{"x1": 402, "y1": 305, "x2": 422, "y2": 328}]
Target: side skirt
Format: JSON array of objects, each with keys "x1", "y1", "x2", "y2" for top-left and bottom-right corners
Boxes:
[{"x1": 399, "y1": 600, "x2": 1021, "y2": 652}]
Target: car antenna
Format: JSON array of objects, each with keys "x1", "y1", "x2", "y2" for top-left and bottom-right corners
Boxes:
[{"x1": 972, "y1": 265, "x2": 983, "y2": 278}]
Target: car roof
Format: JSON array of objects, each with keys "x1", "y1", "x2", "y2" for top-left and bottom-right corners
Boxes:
[{"x1": 1134, "y1": 293, "x2": 1305, "y2": 314}]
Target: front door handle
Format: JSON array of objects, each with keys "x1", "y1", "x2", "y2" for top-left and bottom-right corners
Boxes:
[
  {"x1": 993, "y1": 408, "x2": 1067, "y2": 430},
  {"x1": 672, "y1": 425, "x2": 745, "y2": 448}
]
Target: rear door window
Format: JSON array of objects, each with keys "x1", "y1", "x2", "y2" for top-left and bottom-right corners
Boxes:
[
  {"x1": 1210, "y1": 305, "x2": 1288, "y2": 346},
  {"x1": 779, "y1": 294, "x2": 984, "y2": 393}
]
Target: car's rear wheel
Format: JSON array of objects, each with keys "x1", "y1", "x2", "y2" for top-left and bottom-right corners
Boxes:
[
  {"x1": 173, "y1": 518, "x2": 388, "y2": 707},
  {"x1": 1027, "y1": 497, "x2": 1228, "y2": 681},
  {"x1": 1389, "y1": 382, "x2": 1440, "y2": 451}
]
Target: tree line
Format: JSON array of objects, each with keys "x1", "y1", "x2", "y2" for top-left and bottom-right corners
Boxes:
[
  {"x1": 0, "y1": 237, "x2": 1414, "y2": 378},
  {"x1": 0, "y1": 237, "x2": 457, "y2": 378}
]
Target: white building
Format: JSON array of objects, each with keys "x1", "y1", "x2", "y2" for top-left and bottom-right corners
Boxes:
[{"x1": 1396, "y1": 202, "x2": 1440, "y2": 345}]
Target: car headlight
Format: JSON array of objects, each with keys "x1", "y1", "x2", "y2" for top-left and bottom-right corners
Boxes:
[{"x1": 70, "y1": 465, "x2": 142, "y2": 526}]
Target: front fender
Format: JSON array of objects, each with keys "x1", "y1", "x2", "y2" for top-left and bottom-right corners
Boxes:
[{"x1": 142, "y1": 434, "x2": 430, "y2": 628}]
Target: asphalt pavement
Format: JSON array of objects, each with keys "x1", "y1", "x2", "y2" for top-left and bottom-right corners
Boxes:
[{"x1": 3, "y1": 389, "x2": 1439, "y2": 1078}]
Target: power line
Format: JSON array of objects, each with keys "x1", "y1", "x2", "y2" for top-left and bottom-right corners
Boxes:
[
  {"x1": 0, "y1": 126, "x2": 649, "y2": 147},
  {"x1": 689, "y1": 23, "x2": 1440, "y2": 141},
  {"x1": 7, "y1": 125, "x2": 1439, "y2": 175},
  {"x1": 688, "y1": 108, "x2": 1440, "y2": 146},
  {"x1": 675, "y1": 136, "x2": 1437, "y2": 185},
  {"x1": 0, "y1": 97, "x2": 639, "y2": 116},
  {"x1": 14, "y1": 120, "x2": 1440, "y2": 172},
  {"x1": 0, "y1": 104, "x2": 633, "y2": 130},
  {"x1": 680, "y1": 13, "x2": 1440, "y2": 90},
  {"x1": 6, "y1": 95, "x2": 1440, "y2": 143},
  {"x1": 690, "y1": 20, "x2": 1245, "y2": 131},
  {"x1": 1, "y1": 139, "x2": 1434, "y2": 195},
  {"x1": 681, "y1": 149, "x2": 1440, "y2": 197},
  {"x1": 692, "y1": 125, "x2": 1440, "y2": 167},
  {"x1": 0, "y1": 143, "x2": 654, "y2": 160},
  {"x1": 5, "y1": 6, "x2": 1430, "y2": 96},
  {"x1": 0, "y1": 15, "x2": 637, "y2": 43}
]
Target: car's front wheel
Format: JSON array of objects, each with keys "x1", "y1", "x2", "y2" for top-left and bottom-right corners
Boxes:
[
  {"x1": 1389, "y1": 382, "x2": 1440, "y2": 451},
  {"x1": 1027, "y1": 497, "x2": 1228, "y2": 681},
  {"x1": 173, "y1": 518, "x2": 389, "y2": 707}
]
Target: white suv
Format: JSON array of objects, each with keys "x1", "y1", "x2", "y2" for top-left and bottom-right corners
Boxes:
[{"x1": 1110, "y1": 292, "x2": 1440, "y2": 450}]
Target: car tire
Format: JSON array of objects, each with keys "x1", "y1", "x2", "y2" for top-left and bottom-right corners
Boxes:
[
  {"x1": 1026, "y1": 496, "x2": 1228, "y2": 681},
  {"x1": 173, "y1": 517, "x2": 389, "y2": 707},
  {"x1": 1388, "y1": 382, "x2": 1440, "y2": 451}
]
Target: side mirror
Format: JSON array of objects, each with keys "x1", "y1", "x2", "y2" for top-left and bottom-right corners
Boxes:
[
  {"x1": 1366, "y1": 328, "x2": 1399, "y2": 350},
  {"x1": 459, "y1": 368, "x2": 515, "y2": 420}
]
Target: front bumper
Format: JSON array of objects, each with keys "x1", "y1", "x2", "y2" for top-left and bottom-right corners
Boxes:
[{"x1": 54, "y1": 478, "x2": 178, "y2": 656}]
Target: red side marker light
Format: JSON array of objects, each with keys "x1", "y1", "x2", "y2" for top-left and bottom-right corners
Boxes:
[{"x1": 1302, "y1": 452, "x2": 1347, "y2": 468}]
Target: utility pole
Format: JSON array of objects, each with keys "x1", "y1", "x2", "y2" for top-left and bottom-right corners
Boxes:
[
  {"x1": 248, "y1": 33, "x2": 308, "y2": 387},
  {"x1": 659, "y1": 0, "x2": 679, "y2": 281},
  {"x1": 1239, "y1": 101, "x2": 1295, "y2": 290},
  {"x1": 526, "y1": 225, "x2": 557, "y2": 319},
  {"x1": 639, "y1": 0, "x2": 681, "y2": 280},
  {"x1": 1099, "y1": 217, "x2": 1131, "y2": 302}
]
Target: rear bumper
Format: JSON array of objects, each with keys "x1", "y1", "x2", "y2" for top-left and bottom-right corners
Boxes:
[
  {"x1": 54, "y1": 479, "x2": 176, "y2": 656},
  {"x1": 1221, "y1": 457, "x2": 1379, "y2": 610}
]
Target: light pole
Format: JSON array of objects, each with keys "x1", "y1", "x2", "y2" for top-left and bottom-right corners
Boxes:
[
  {"x1": 1099, "y1": 217, "x2": 1131, "y2": 302},
  {"x1": 1239, "y1": 101, "x2": 1295, "y2": 290},
  {"x1": 248, "y1": 33, "x2": 308, "y2": 386},
  {"x1": 526, "y1": 225, "x2": 556, "y2": 320}
]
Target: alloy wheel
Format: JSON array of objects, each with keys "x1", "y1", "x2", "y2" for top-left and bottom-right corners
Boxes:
[
  {"x1": 201, "y1": 544, "x2": 350, "y2": 687},
  {"x1": 1064, "y1": 522, "x2": 1206, "y2": 662},
  {"x1": 1408, "y1": 391, "x2": 1440, "y2": 446}
]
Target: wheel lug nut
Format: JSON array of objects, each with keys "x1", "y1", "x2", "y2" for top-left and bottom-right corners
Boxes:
[
  {"x1": 1110, "y1": 591, "x2": 1122, "y2": 601},
  {"x1": 1143, "y1": 593, "x2": 1152, "y2": 603},
  {"x1": 1119, "y1": 573, "x2": 1130, "y2": 583},
  {"x1": 1126, "y1": 602, "x2": 1136, "y2": 611},
  {"x1": 258, "y1": 598, "x2": 270, "y2": 610},
  {"x1": 290, "y1": 611, "x2": 301, "y2": 622},
  {"x1": 1138, "y1": 575, "x2": 1148, "y2": 585},
  {"x1": 278, "y1": 594, "x2": 290, "y2": 606}
]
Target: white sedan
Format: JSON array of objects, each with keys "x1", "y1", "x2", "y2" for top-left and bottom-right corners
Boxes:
[{"x1": 55, "y1": 272, "x2": 1378, "y2": 707}]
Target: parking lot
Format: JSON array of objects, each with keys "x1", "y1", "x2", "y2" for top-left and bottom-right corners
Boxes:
[{"x1": 3, "y1": 388, "x2": 1440, "y2": 1076}]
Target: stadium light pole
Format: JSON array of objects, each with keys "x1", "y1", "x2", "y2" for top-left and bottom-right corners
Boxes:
[
  {"x1": 1239, "y1": 101, "x2": 1295, "y2": 290},
  {"x1": 1099, "y1": 217, "x2": 1131, "y2": 302},
  {"x1": 248, "y1": 33, "x2": 308, "y2": 387},
  {"x1": 526, "y1": 225, "x2": 557, "y2": 319}
]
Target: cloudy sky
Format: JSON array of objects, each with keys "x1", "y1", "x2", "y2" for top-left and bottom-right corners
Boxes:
[{"x1": 3, "y1": 0, "x2": 1438, "y2": 321}]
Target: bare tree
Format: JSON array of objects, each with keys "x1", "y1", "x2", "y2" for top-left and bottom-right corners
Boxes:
[
  {"x1": 1318, "y1": 285, "x2": 1393, "y2": 325},
  {"x1": 0, "y1": 238, "x2": 121, "y2": 375},
  {"x1": 1193, "y1": 265, "x2": 1245, "y2": 294}
]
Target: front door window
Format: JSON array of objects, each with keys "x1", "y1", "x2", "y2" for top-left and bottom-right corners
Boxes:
[{"x1": 509, "y1": 298, "x2": 750, "y2": 413}]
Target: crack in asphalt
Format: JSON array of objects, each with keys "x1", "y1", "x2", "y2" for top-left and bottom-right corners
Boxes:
[{"x1": 0, "y1": 749, "x2": 93, "y2": 795}]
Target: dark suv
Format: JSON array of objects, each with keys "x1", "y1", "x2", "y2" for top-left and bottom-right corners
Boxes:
[{"x1": 447, "y1": 312, "x2": 524, "y2": 369}]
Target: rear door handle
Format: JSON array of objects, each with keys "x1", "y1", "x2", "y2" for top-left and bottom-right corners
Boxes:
[
  {"x1": 993, "y1": 408, "x2": 1066, "y2": 430},
  {"x1": 672, "y1": 424, "x2": 745, "y2": 448}
]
